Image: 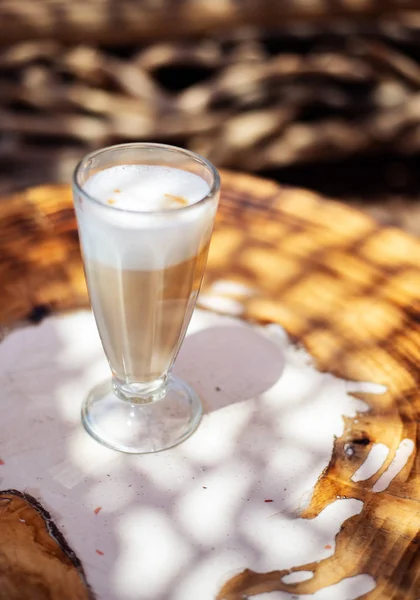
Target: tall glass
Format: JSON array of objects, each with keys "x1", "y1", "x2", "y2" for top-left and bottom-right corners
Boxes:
[{"x1": 72, "y1": 143, "x2": 220, "y2": 453}]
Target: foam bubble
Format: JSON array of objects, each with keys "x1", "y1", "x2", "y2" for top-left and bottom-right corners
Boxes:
[{"x1": 75, "y1": 165, "x2": 216, "y2": 270}]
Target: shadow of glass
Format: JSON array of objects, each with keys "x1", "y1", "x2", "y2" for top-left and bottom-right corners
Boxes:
[{"x1": 176, "y1": 322, "x2": 285, "y2": 411}]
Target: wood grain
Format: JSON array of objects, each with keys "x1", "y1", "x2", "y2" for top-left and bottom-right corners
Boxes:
[
  {"x1": 0, "y1": 491, "x2": 93, "y2": 599},
  {"x1": 1, "y1": 171, "x2": 420, "y2": 598}
]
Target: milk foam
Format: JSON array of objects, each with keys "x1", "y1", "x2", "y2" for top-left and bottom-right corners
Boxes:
[
  {"x1": 84, "y1": 165, "x2": 210, "y2": 212},
  {"x1": 76, "y1": 165, "x2": 216, "y2": 270}
]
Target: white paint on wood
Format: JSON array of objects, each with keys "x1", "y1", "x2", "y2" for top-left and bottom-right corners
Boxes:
[
  {"x1": 253, "y1": 574, "x2": 376, "y2": 599},
  {"x1": 351, "y1": 443, "x2": 390, "y2": 482},
  {"x1": 372, "y1": 438, "x2": 415, "y2": 493},
  {"x1": 282, "y1": 570, "x2": 314, "y2": 584},
  {"x1": 206, "y1": 279, "x2": 256, "y2": 297},
  {"x1": 197, "y1": 294, "x2": 245, "y2": 315},
  {"x1": 0, "y1": 309, "x2": 384, "y2": 600},
  {"x1": 345, "y1": 380, "x2": 388, "y2": 395}
]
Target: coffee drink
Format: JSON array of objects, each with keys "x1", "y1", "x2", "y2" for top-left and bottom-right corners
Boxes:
[
  {"x1": 76, "y1": 165, "x2": 214, "y2": 384},
  {"x1": 85, "y1": 245, "x2": 209, "y2": 383}
]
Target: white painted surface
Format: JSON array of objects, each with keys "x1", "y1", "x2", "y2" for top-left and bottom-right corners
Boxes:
[
  {"x1": 198, "y1": 294, "x2": 245, "y2": 316},
  {"x1": 372, "y1": 438, "x2": 415, "y2": 493},
  {"x1": 351, "y1": 443, "x2": 390, "y2": 483},
  {"x1": 198, "y1": 278, "x2": 256, "y2": 316},
  {"x1": 282, "y1": 571, "x2": 314, "y2": 584},
  {"x1": 208, "y1": 280, "x2": 256, "y2": 297},
  {"x1": 0, "y1": 310, "x2": 384, "y2": 600},
  {"x1": 345, "y1": 381, "x2": 388, "y2": 395},
  {"x1": 253, "y1": 574, "x2": 376, "y2": 599}
]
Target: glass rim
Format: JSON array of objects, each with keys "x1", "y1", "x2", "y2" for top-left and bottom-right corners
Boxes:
[{"x1": 72, "y1": 142, "x2": 221, "y2": 216}]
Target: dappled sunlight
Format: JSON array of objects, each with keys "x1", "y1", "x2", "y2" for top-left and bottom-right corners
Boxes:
[
  {"x1": 177, "y1": 401, "x2": 255, "y2": 465},
  {"x1": 172, "y1": 550, "x2": 252, "y2": 600},
  {"x1": 85, "y1": 478, "x2": 138, "y2": 513},
  {"x1": 113, "y1": 507, "x2": 193, "y2": 599},
  {"x1": 0, "y1": 308, "x2": 389, "y2": 599},
  {"x1": 128, "y1": 451, "x2": 195, "y2": 492},
  {"x1": 176, "y1": 459, "x2": 253, "y2": 545},
  {"x1": 51, "y1": 429, "x2": 121, "y2": 486},
  {"x1": 240, "y1": 498, "x2": 364, "y2": 571}
]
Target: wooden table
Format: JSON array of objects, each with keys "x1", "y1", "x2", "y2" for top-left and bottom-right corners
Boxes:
[{"x1": 1, "y1": 171, "x2": 420, "y2": 599}]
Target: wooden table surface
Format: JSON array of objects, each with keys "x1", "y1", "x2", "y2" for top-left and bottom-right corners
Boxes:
[{"x1": 1, "y1": 171, "x2": 420, "y2": 599}]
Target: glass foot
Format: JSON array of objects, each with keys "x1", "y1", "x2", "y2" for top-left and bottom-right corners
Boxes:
[{"x1": 81, "y1": 375, "x2": 202, "y2": 454}]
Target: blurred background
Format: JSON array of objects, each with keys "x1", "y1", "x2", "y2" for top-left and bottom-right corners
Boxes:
[{"x1": 1, "y1": 0, "x2": 419, "y2": 233}]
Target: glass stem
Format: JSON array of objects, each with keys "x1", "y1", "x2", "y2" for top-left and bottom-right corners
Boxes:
[{"x1": 112, "y1": 375, "x2": 168, "y2": 404}]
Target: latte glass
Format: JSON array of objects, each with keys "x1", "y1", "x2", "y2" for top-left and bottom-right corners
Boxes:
[{"x1": 72, "y1": 143, "x2": 220, "y2": 453}]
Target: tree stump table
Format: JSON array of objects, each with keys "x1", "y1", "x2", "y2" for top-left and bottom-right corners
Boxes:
[{"x1": 0, "y1": 171, "x2": 419, "y2": 599}]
